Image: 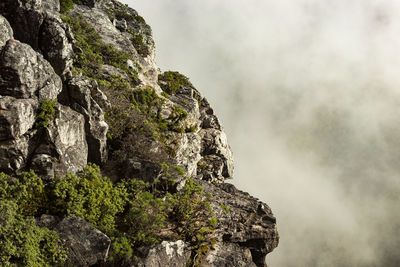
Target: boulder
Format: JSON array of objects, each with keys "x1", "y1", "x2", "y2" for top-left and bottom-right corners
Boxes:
[
  {"x1": 37, "y1": 215, "x2": 111, "y2": 266},
  {"x1": 0, "y1": 96, "x2": 38, "y2": 141},
  {"x1": 30, "y1": 104, "x2": 88, "y2": 179},
  {"x1": 0, "y1": 39, "x2": 62, "y2": 101}
]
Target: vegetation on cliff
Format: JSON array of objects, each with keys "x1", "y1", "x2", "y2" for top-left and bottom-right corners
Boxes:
[
  {"x1": 0, "y1": 165, "x2": 216, "y2": 265},
  {"x1": 0, "y1": 0, "x2": 278, "y2": 265}
]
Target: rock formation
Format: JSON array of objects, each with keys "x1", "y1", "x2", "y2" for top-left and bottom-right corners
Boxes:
[{"x1": 0, "y1": 0, "x2": 278, "y2": 266}]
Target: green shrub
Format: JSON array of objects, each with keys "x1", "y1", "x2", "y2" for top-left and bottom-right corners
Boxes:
[
  {"x1": 117, "y1": 179, "x2": 167, "y2": 247},
  {"x1": 0, "y1": 201, "x2": 66, "y2": 266},
  {"x1": 60, "y1": 0, "x2": 74, "y2": 14},
  {"x1": 0, "y1": 166, "x2": 215, "y2": 264},
  {"x1": 158, "y1": 71, "x2": 193, "y2": 95},
  {"x1": 129, "y1": 32, "x2": 150, "y2": 57},
  {"x1": 36, "y1": 100, "x2": 56, "y2": 128},
  {"x1": 0, "y1": 171, "x2": 46, "y2": 216},
  {"x1": 48, "y1": 164, "x2": 126, "y2": 234}
]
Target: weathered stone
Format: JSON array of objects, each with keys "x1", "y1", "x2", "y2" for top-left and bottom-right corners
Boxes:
[
  {"x1": 0, "y1": 136, "x2": 29, "y2": 173},
  {"x1": 0, "y1": 0, "x2": 44, "y2": 49},
  {"x1": 133, "y1": 240, "x2": 191, "y2": 267},
  {"x1": 167, "y1": 132, "x2": 201, "y2": 178},
  {"x1": 31, "y1": 104, "x2": 88, "y2": 179},
  {"x1": 62, "y1": 77, "x2": 108, "y2": 165},
  {"x1": 0, "y1": 15, "x2": 13, "y2": 49},
  {"x1": 101, "y1": 64, "x2": 129, "y2": 80},
  {"x1": 37, "y1": 215, "x2": 111, "y2": 267},
  {"x1": 196, "y1": 155, "x2": 225, "y2": 182},
  {"x1": 0, "y1": 39, "x2": 62, "y2": 101},
  {"x1": 0, "y1": 96, "x2": 38, "y2": 141},
  {"x1": 168, "y1": 87, "x2": 201, "y2": 128},
  {"x1": 41, "y1": 0, "x2": 60, "y2": 14},
  {"x1": 0, "y1": 0, "x2": 72, "y2": 77},
  {"x1": 72, "y1": 5, "x2": 136, "y2": 56},
  {"x1": 204, "y1": 242, "x2": 257, "y2": 267},
  {"x1": 30, "y1": 153, "x2": 55, "y2": 179},
  {"x1": 200, "y1": 182, "x2": 279, "y2": 267},
  {"x1": 39, "y1": 14, "x2": 74, "y2": 77},
  {"x1": 90, "y1": 80, "x2": 111, "y2": 110},
  {"x1": 199, "y1": 128, "x2": 234, "y2": 180}
]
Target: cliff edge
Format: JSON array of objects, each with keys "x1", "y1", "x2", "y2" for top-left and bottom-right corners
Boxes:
[{"x1": 0, "y1": 0, "x2": 278, "y2": 266}]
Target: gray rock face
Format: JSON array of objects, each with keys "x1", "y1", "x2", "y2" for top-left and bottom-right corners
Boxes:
[
  {"x1": 201, "y1": 182, "x2": 279, "y2": 267},
  {"x1": 0, "y1": 96, "x2": 38, "y2": 141},
  {"x1": 166, "y1": 132, "x2": 202, "y2": 178},
  {"x1": 39, "y1": 14, "x2": 74, "y2": 77},
  {"x1": 164, "y1": 86, "x2": 234, "y2": 182},
  {"x1": 0, "y1": 0, "x2": 73, "y2": 78},
  {"x1": 61, "y1": 77, "x2": 108, "y2": 165},
  {"x1": 0, "y1": 135, "x2": 29, "y2": 173},
  {"x1": 0, "y1": 2, "x2": 278, "y2": 266},
  {"x1": 0, "y1": 39, "x2": 62, "y2": 101},
  {"x1": 0, "y1": 29, "x2": 87, "y2": 178},
  {"x1": 34, "y1": 104, "x2": 88, "y2": 179},
  {"x1": 197, "y1": 96, "x2": 234, "y2": 182},
  {"x1": 0, "y1": 0, "x2": 44, "y2": 49},
  {"x1": 0, "y1": 15, "x2": 12, "y2": 49},
  {"x1": 37, "y1": 215, "x2": 111, "y2": 266},
  {"x1": 133, "y1": 240, "x2": 191, "y2": 267}
]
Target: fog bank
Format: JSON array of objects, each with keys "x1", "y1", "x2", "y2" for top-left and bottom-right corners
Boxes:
[{"x1": 123, "y1": 0, "x2": 400, "y2": 265}]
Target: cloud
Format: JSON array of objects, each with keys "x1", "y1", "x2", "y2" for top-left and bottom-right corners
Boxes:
[{"x1": 123, "y1": 0, "x2": 400, "y2": 265}]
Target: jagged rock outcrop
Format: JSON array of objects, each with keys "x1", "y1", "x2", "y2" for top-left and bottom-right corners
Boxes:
[
  {"x1": 0, "y1": 24, "x2": 87, "y2": 178},
  {"x1": 201, "y1": 182, "x2": 279, "y2": 267},
  {"x1": 0, "y1": 1, "x2": 278, "y2": 266}
]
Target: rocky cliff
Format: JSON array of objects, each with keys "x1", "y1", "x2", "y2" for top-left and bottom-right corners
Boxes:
[{"x1": 0, "y1": 0, "x2": 278, "y2": 266}]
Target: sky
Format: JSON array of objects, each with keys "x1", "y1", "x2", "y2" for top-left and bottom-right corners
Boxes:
[{"x1": 123, "y1": 0, "x2": 400, "y2": 266}]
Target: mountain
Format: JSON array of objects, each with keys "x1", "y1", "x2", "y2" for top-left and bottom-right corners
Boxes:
[{"x1": 0, "y1": 0, "x2": 278, "y2": 266}]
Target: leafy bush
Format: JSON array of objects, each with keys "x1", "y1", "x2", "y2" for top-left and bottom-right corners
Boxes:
[
  {"x1": 0, "y1": 164, "x2": 215, "y2": 265},
  {"x1": 60, "y1": 0, "x2": 74, "y2": 14},
  {"x1": 36, "y1": 100, "x2": 56, "y2": 128},
  {"x1": 0, "y1": 200, "x2": 66, "y2": 266},
  {"x1": 158, "y1": 71, "x2": 193, "y2": 95},
  {"x1": 0, "y1": 171, "x2": 46, "y2": 216},
  {"x1": 117, "y1": 179, "x2": 167, "y2": 247},
  {"x1": 48, "y1": 164, "x2": 125, "y2": 234},
  {"x1": 0, "y1": 172, "x2": 66, "y2": 267}
]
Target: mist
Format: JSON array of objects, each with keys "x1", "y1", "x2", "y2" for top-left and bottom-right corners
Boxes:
[{"x1": 123, "y1": 0, "x2": 400, "y2": 266}]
